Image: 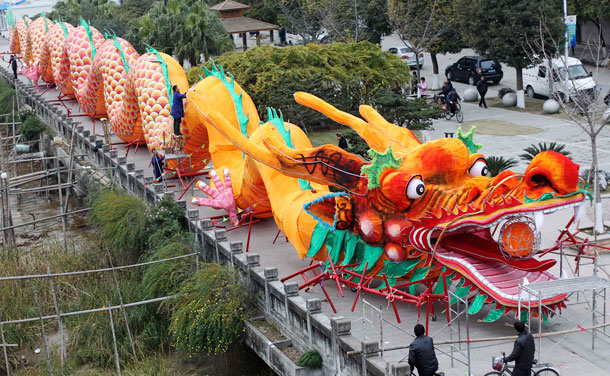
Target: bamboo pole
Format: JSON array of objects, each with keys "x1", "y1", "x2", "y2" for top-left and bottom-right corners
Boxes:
[
  {"x1": 1, "y1": 295, "x2": 175, "y2": 326},
  {"x1": 29, "y1": 281, "x2": 53, "y2": 376},
  {"x1": 47, "y1": 265, "x2": 65, "y2": 374},
  {"x1": 0, "y1": 320, "x2": 11, "y2": 376},
  {"x1": 105, "y1": 250, "x2": 137, "y2": 360},
  {"x1": 107, "y1": 300, "x2": 122, "y2": 376},
  {"x1": 0, "y1": 252, "x2": 196, "y2": 281},
  {"x1": 0, "y1": 207, "x2": 90, "y2": 232}
]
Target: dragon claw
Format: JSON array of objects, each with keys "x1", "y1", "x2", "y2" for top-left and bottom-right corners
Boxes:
[{"x1": 192, "y1": 169, "x2": 239, "y2": 226}]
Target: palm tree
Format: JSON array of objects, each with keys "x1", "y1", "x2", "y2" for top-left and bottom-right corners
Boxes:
[
  {"x1": 486, "y1": 156, "x2": 518, "y2": 177},
  {"x1": 519, "y1": 142, "x2": 571, "y2": 161}
]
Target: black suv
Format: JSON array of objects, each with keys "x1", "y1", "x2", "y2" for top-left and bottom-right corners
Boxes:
[{"x1": 445, "y1": 56, "x2": 503, "y2": 85}]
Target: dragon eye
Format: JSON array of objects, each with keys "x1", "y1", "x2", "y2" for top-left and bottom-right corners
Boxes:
[
  {"x1": 469, "y1": 160, "x2": 488, "y2": 177},
  {"x1": 406, "y1": 177, "x2": 425, "y2": 199}
]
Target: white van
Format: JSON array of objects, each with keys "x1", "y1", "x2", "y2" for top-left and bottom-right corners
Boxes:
[{"x1": 522, "y1": 57, "x2": 596, "y2": 102}]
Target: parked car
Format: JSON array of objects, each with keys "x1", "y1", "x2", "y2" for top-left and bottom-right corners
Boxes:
[
  {"x1": 445, "y1": 56, "x2": 503, "y2": 85},
  {"x1": 523, "y1": 57, "x2": 596, "y2": 103},
  {"x1": 388, "y1": 46, "x2": 424, "y2": 69}
]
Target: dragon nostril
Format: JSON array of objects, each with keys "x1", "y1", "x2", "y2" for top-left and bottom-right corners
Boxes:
[{"x1": 530, "y1": 174, "x2": 551, "y2": 188}]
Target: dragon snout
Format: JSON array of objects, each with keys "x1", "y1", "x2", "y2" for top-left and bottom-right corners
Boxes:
[{"x1": 524, "y1": 151, "x2": 579, "y2": 195}]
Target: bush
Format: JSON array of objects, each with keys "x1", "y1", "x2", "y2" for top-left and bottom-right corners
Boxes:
[
  {"x1": 200, "y1": 42, "x2": 412, "y2": 131},
  {"x1": 297, "y1": 350, "x2": 323, "y2": 368},
  {"x1": 498, "y1": 87, "x2": 516, "y2": 99},
  {"x1": 147, "y1": 195, "x2": 188, "y2": 244},
  {"x1": 142, "y1": 235, "x2": 196, "y2": 311},
  {"x1": 89, "y1": 190, "x2": 149, "y2": 255},
  {"x1": 169, "y1": 263, "x2": 249, "y2": 357},
  {"x1": 19, "y1": 114, "x2": 46, "y2": 141},
  {"x1": 66, "y1": 269, "x2": 169, "y2": 368}
]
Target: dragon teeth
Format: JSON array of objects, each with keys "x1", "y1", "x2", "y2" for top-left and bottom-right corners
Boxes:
[
  {"x1": 574, "y1": 202, "x2": 584, "y2": 223},
  {"x1": 533, "y1": 211, "x2": 544, "y2": 234}
]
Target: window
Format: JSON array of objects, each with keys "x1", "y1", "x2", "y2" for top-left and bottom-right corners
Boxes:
[
  {"x1": 457, "y1": 58, "x2": 467, "y2": 67},
  {"x1": 480, "y1": 60, "x2": 495, "y2": 70},
  {"x1": 538, "y1": 66, "x2": 546, "y2": 78},
  {"x1": 389, "y1": 48, "x2": 398, "y2": 54}
]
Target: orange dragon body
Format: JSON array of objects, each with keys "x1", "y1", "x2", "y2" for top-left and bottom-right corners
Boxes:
[{"x1": 189, "y1": 67, "x2": 586, "y2": 321}]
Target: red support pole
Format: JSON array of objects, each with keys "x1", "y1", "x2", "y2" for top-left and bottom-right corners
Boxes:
[
  {"x1": 351, "y1": 262, "x2": 368, "y2": 312},
  {"x1": 382, "y1": 273, "x2": 401, "y2": 323},
  {"x1": 280, "y1": 263, "x2": 320, "y2": 282},
  {"x1": 320, "y1": 284, "x2": 337, "y2": 313},
  {"x1": 327, "y1": 254, "x2": 344, "y2": 298}
]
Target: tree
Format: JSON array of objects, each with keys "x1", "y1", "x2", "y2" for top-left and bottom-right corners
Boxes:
[
  {"x1": 127, "y1": 0, "x2": 231, "y2": 64},
  {"x1": 178, "y1": 1, "x2": 233, "y2": 64},
  {"x1": 198, "y1": 42, "x2": 412, "y2": 130},
  {"x1": 48, "y1": 0, "x2": 124, "y2": 36},
  {"x1": 524, "y1": 18, "x2": 607, "y2": 234},
  {"x1": 278, "y1": 0, "x2": 323, "y2": 43},
  {"x1": 427, "y1": 4, "x2": 465, "y2": 89},
  {"x1": 387, "y1": 0, "x2": 451, "y2": 83},
  {"x1": 242, "y1": 0, "x2": 283, "y2": 25},
  {"x1": 457, "y1": 0, "x2": 564, "y2": 108}
]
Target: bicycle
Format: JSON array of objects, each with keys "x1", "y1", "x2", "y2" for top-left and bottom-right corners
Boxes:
[
  {"x1": 485, "y1": 352, "x2": 559, "y2": 376},
  {"x1": 443, "y1": 102, "x2": 463, "y2": 123}
]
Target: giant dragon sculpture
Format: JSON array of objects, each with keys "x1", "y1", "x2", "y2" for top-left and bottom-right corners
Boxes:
[{"x1": 10, "y1": 14, "x2": 588, "y2": 323}]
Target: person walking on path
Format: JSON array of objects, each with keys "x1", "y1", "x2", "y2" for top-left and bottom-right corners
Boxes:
[
  {"x1": 151, "y1": 149, "x2": 165, "y2": 182},
  {"x1": 8, "y1": 55, "x2": 17, "y2": 79},
  {"x1": 171, "y1": 85, "x2": 187, "y2": 136},
  {"x1": 408, "y1": 324, "x2": 439, "y2": 376},
  {"x1": 418, "y1": 77, "x2": 428, "y2": 98},
  {"x1": 476, "y1": 75, "x2": 488, "y2": 108},
  {"x1": 503, "y1": 320, "x2": 535, "y2": 376},
  {"x1": 336, "y1": 133, "x2": 348, "y2": 150}
]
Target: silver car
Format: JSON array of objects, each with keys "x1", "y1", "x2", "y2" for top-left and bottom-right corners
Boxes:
[{"x1": 388, "y1": 46, "x2": 424, "y2": 69}]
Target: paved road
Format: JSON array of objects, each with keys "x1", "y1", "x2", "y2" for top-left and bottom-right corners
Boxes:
[{"x1": 380, "y1": 33, "x2": 610, "y2": 99}]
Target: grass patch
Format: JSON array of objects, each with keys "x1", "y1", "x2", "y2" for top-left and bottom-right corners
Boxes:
[{"x1": 487, "y1": 97, "x2": 576, "y2": 120}]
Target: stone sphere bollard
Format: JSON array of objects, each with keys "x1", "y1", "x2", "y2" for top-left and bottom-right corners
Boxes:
[
  {"x1": 502, "y1": 93, "x2": 517, "y2": 107},
  {"x1": 463, "y1": 88, "x2": 479, "y2": 102},
  {"x1": 603, "y1": 107, "x2": 610, "y2": 123},
  {"x1": 543, "y1": 99, "x2": 560, "y2": 114}
]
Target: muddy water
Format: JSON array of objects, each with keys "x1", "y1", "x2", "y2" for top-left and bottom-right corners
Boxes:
[{"x1": 2, "y1": 160, "x2": 96, "y2": 250}]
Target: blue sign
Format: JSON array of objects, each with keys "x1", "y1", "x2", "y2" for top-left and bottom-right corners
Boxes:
[{"x1": 565, "y1": 15, "x2": 577, "y2": 48}]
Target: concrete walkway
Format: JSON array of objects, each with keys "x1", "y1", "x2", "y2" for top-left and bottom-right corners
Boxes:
[{"x1": 4, "y1": 35, "x2": 610, "y2": 375}]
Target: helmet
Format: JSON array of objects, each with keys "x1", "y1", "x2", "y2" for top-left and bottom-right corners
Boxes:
[{"x1": 492, "y1": 356, "x2": 504, "y2": 371}]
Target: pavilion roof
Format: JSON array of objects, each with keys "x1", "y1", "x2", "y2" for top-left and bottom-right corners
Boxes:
[
  {"x1": 210, "y1": 0, "x2": 249, "y2": 11},
  {"x1": 221, "y1": 16, "x2": 279, "y2": 34}
]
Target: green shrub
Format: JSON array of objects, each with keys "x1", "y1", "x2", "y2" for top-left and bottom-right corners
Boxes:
[
  {"x1": 89, "y1": 190, "x2": 149, "y2": 255},
  {"x1": 147, "y1": 195, "x2": 188, "y2": 242},
  {"x1": 19, "y1": 114, "x2": 46, "y2": 141},
  {"x1": 142, "y1": 235, "x2": 197, "y2": 311},
  {"x1": 186, "y1": 66, "x2": 205, "y2": 85},
  {"x1": 201, "y1": 42, "x2": 412, "y2": 130},
  {"x1": 169, "y1": 263, "x2": 248, "y2": 356},
  {"x1": 65, "y1": 270, "x2": 169, "y2": 368},
  {"x1": 297, "y1": 350, "x2": 323, "y2": 369}
]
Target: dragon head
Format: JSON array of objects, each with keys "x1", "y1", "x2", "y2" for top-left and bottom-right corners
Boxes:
[{"x1": 266, "y1": 93, "x2": 587, "y2": 312}]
